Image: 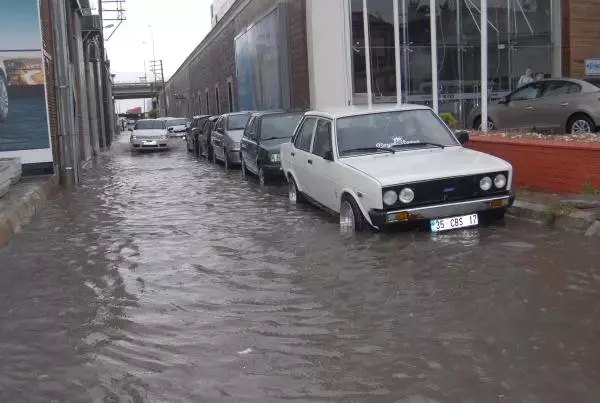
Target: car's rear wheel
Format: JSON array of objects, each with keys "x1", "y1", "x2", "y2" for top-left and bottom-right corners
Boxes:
[
  {"x1": 223, "y1": 150, "x2": 230, "y2": 170},
  {"x1": 340, "y1": 195, "x2": 368, "y2": 232},
  {"x1": 0, "y1": 75, "x2": 8, "y2": 122},
  {"x1": 568, "y1": 114, "x2": 595, "y2": 134},
  {"x1": 241, "y1": 159, "x2": 248, "y2": 179},
  {"x1": 258, "y1": 167, "x2": 268, "y2": 186},
  {"x1": 288, "y1": 176, "x2": 304, "y2": 204}
]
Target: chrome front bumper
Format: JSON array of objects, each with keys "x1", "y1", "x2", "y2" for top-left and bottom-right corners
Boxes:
[
  {"x1": 369, "y1": 194, "x2": 513, "y2": 227},
  {"x1": 130, "y1": 139, "x2": 170, "y2": 150}
]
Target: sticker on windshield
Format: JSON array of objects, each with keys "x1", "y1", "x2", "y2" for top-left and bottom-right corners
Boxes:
[{"x1": 376, "y1": 136, "x2": 420, "y2": 148}]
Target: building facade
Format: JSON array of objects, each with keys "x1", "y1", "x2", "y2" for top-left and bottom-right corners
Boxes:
[{"x1": 162, "y1": 0, "x2": 600, "y2": 127}]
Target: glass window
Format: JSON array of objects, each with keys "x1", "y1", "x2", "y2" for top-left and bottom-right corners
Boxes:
[
  {"x1": 336, "y1": 110, "x2": 458, "y2": 156},
  {"x1": 260, "y1": 113, "x2": 304, "y2": 140},
  {"x1": 243, "y1": 117, "x2": 255, "y2": 139},
  {"x1": 227, "y1": 113, "x2": 251, "y2": 130},
  {"x1": 215, "y1": 86, "x2": 221, "y2": 114},
  {"x1": 542, "y1": 81, "x2": 572, "y2": 97},
  {"x1": 134, "y1": 120, "x2": 166, "y2": 130},
  {"x1": 294, "y1": 118, "x2": 316, "y2": 152},
  {"x1": 312, "y1": 119, "x2": 332, "y2": 157},
  {"x1": 166, "y1": 118, "x2": 188, "y2": 127},
  {"x1": 205, "y1": 91, "x2": 210, "y2": 115},
  {"x1": 510, "y1": 83, "x2": 543, "y2": 101},
  {"x1": 227, "y1": 81, "x2": 234, "y2": 112}
]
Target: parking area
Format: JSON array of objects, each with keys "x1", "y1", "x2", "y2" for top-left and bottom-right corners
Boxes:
[{"x1": 0, "y1": 136, "x2": 598, "y2": 402}]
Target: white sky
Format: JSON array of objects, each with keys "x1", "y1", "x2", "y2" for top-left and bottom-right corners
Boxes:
[{"x1": 102, "y1": 0, "x2": 213, "y2": 112}]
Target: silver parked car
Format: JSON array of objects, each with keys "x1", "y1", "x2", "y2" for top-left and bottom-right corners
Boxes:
[
  {"x1": 211, "y1": 112, "x2": 252, "y2": 169},
  {"x1": 129, "y1": 119, "x2": 171, "y2": 152},
  {"x1": 468, "y1": 78, "x2": 600, "y2": 133},
  {"x1": 0, "y1": 58, "x2": 8, "y2": 122},
  {"x1": 163, "y1": 117, "x2": 189, "y2": 138}
]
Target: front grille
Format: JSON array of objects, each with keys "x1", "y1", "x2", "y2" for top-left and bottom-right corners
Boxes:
[{"x1": 382, "y1": 172, "x2": 509, "y2": 210}]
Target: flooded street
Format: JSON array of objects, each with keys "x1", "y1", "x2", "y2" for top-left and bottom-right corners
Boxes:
[{"x1": 1, "y1": 136, "x2": 599, "y2": 403}]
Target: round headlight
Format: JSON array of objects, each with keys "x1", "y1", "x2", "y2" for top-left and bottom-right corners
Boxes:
[
  {"x1": 383, "y1": 190, "x2": 398, "y2": 206},
  {"x1": 480, "y1": 176, "x2": 493, "y2": 191},
  {"x1": 399, "y1": 188, "x2": 415, "y2": 204},
  {"x1": 494, "y1": 173, "x2": 507, "y2": 189}
]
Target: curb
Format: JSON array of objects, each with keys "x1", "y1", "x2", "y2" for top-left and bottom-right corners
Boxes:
[
  {"x1": 508, "y1": 200, "x2": 599, "y2": 236},
  {"x1": 0, "y1": 174, "x2": 59, "y2": 249}
]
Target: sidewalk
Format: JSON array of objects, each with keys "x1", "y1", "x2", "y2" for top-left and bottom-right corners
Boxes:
[
  {"x1": 0, "y1": 175, "x2": 58, "y2": 248},
  {"x1": 509, "y1": 188, "x2": 600, "y2": 236}
]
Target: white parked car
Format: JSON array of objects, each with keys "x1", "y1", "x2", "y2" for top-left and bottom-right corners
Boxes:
[
  {"x1": 280, "y1": 105, "x2": 515, "y2": 232},
  {"x1": 129, "y1": 119, "x2": 171, "y2": 152}
]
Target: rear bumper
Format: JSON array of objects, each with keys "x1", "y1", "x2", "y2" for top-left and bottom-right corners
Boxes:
[
  {"x1": 369, "y1": 191, "x2": 515, "y2": 228},
  {"x1": 260, "y1": 163, "x2": 284, "y2": 177}
]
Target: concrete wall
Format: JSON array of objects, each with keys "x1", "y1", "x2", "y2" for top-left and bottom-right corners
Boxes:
[
  {"x1": 162, "y1": 0, "x2": 309, "y2": 118},
  {"x1": 305, "y1": 0, "x2": 353, "y2": 109}
]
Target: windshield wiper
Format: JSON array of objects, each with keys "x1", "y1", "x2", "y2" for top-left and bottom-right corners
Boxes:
[
  {"x1": 392, "y1": 142, "x2": 446, "y2": 149},
  {"x1": 342, "y1": 147, "x2": 395, "y2": 155}
]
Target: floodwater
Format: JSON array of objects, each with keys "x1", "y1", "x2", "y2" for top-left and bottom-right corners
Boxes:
[{"x1": 0, "y1": 137, "x2": 598, "y2": 403}]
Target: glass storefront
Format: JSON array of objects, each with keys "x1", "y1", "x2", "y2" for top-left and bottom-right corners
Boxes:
[{"x1": 350, "y1": 0, "x2": 557, "y2": 127}]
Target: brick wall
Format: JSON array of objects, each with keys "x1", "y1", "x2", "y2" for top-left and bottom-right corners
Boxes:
[
  {"x1": 39, "y1": 0, "x2": 58, "y2": 165},
  {"x1": 563, "y1": 0, "x2": 600, "y2": 76},
  {"x1": 163, "y1": 0, "x2": 309, "y2": 117},
  {"x1": 466, "y1": 136, "x2": 600, "y2": 194}
]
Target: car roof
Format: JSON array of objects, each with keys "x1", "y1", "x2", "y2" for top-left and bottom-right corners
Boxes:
[
  {"x1": 305, "y1": 103, "x2": 431, "y2": 119},
  {"x1": 534, "y1": 77, "x2": 600, "y2": 92},
  {"x1": 251, "y1": 110, "x2": 306, "y2": 118},
  {"x1": 192, "y1": 115, "x2": 210, "y2": 119}
]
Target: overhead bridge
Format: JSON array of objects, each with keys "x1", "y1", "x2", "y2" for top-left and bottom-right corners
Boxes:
[{"x1": 112, "y1": 82, "x2": 163, "y2": 100}]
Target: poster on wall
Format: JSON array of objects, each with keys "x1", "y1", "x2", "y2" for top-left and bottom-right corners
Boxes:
[{"x1": 0, "y1": 0, "x2": 53, "y2": 166}]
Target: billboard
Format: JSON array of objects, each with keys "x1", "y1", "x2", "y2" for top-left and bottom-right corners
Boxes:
[{"x1": 0, "y1": 0, "x2": 53, "y2": 165}]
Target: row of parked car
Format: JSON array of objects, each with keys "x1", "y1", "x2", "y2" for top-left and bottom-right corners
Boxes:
[{"x1": 180, "y1": 105, "x2": 516, "y2": 233}]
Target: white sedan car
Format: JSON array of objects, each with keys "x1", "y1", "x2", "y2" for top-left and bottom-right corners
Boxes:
[
  {"x1": 280, "y1": 105, "x2": 515, "y2": 232},
  {"x1": 129, "y1": 119, "x2": 171, "y2": 151}
]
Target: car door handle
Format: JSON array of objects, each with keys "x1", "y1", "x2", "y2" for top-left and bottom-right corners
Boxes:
[
  {"x1": 307, "y1": 159, "x2": 313, "y2": 164},
  {"x1": 524, "y1": 106, "x2": 534, "y2": 110},
  {"x1": 560, "y1": 102, "x2": 569, "y2": 106}
]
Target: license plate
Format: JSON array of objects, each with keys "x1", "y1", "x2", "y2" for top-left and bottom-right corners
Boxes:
[
  {"x1": 430, "y1": 213, "x2": 479, "y2": 232},
  {"x1": 143, "y1": 140, "x2": 157, "y2": 145}
]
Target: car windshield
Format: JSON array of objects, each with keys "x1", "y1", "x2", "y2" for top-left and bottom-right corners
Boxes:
[
  {"x1": 260, "y1": 113, "x2": 304, "y2": 140},
  {"x1": 336, "y1": 110, "x2": 459, "y2": 156},
  {"x1": 227, "y1": 114, "x2": 251, "y2": 130},
  {"x1": 167, "y1": 118, "x2": 188, "y2": 127},
  {"x1": 135, "y1": 120, "x2": 166, "y2": 130},
  {"x1": 583, "y1": 77, "x2": 600, "y2": 88}
]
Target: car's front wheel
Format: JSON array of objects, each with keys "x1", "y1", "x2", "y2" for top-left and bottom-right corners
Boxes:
[
  {"x1": 223, "y1": 150, "x2": 230, "y2": 170},
  {"x1": 340, "y1": 195, "x2": 368, "y2": 232},
  {"x1": 241, "y1": 159, "x2": 248, "y2": 179},
  {"x1": 0, "y1": 75, "x2": 8, "y2": 122},
  {"x1": 288, "y1": 176, "x2": 304, "y2": 204},
  {"x1": 258, "y1": 167, "x2": 268, "y2": 186}
]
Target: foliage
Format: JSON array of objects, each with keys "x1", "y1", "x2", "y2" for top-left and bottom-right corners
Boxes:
[
  {"x1": 148, "y1": 109, "x2": 158, "y2": 119},
  {"x1": 581, "y1": 176, "x2": 600, "y2": 195},
  {"x1": 545, "y1": 203, "x2": 576, "y2": 225},
  {"x1": 439, "y1": 112, "x2": 457, "y2": 130}
]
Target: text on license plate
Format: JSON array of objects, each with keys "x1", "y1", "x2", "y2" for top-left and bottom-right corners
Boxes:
[
  {"x1": 430, "y1": 213, "x2": 478, "y2": 232},
  {"x1": 143, "y1": 141, "x2": 157, "y2": 145}
]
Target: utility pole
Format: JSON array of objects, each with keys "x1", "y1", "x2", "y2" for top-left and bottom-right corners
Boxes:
[{"x1": 149, "y1": 59, "x2": 167, "y2": 116}]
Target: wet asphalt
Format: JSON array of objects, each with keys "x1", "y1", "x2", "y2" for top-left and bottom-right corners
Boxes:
[{"x1": 0, "y1": 135, "x2": 599, "y2": 403}]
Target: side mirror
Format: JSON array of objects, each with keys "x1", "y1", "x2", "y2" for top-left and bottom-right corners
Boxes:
[
  {"x1": 455, "y1": 130, "x2": 469, "y2": 145},
  {"x1": 323, "y1": 148, "x2": 334, "y2": 161}
]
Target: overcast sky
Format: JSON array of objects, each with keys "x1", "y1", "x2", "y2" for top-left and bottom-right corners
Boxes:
[{"x1": 102, "y1": 0, "x2": 212, "y2": 112}]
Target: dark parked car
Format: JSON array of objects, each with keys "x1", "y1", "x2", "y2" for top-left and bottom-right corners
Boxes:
[
  {"x1": 198, "y1": 115, "x2": 220, "y2": 160},
  {"x1": 186, "y1": 115, "x2": 210, "y2": 155},
  {"x1": 240, "y1": 110, "x2": 304, "y2": 184}
]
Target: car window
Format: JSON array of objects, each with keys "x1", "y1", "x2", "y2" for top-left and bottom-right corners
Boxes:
[
  {"x1": 510, "y1": 83, "x2": 543, "y2": 101},
  {"x1": 227, "y1": 114, "x2": 251, "y2": 130},
  {"x1": 215, "y1": 117, "x2": 224, "y2": 131},
  {"x1": 243, "y1": 117, "x2": 256, "y2": 139},
  {"x1": 260, "y1": 113, "x2": 304, "y2": 140},
  {"x1": 134, "y1": 120, "x2": 166, "y2": 130},
  {"x1": 311, "y1": 119, "x2": 332, "y2": 158},
  {"x1": 568, "y1": 83, "x2": 582, "y2": 94},
  {"x1": 294, "y1": 118, "x2": 317, "y2": 152},
  {"x1": 542, "y1": 81, "x2": 575, "y2": 97}
]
